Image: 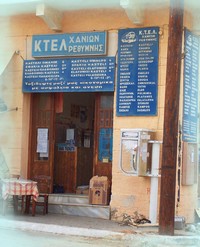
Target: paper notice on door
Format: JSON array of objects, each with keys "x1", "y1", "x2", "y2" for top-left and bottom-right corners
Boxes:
[
  {"x1": 39, "y1": 141, "x2": 49, "y2": 157},
  {"x1": 37, "y1": 128, "x2": 48, "y2": 153},
  {"x1": 37, "y1": 128, "x2": 48, "y2": 140},
  {"x1": 66, "y1": 129, "x2": 74, "y2": 141}
]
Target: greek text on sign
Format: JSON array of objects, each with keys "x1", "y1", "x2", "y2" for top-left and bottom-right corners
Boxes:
[
  {"x1": 22, "y1": 57, "x2": 115, "y2": 93},
  {"x1": 117, "y1": 27, "x2": 159, "y2": 116},
  {"x1": 182, "y1": 28, "x2": 199, "y2": 143},
  {"x1": 32, "y1": 31, "x2": 107, "y2": 57}
]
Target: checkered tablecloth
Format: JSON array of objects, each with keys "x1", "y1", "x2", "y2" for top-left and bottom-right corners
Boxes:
[{"x1": 1, "y1": 178, "x2": 39, "y2": 201}]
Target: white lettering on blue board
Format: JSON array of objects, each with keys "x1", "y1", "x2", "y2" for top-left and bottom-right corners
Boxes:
[{"x1": 32, "y1": 32, "x2": 106, "y2": 57}]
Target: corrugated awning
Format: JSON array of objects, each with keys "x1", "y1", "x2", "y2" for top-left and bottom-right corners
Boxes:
[{"x1": 0, "y1": 50, "x2": 15, "y2": 76}]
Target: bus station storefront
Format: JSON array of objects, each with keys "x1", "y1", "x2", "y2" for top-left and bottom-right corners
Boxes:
[{"x1": 0, "y1": 4, "x2": 199, "y2": 225}]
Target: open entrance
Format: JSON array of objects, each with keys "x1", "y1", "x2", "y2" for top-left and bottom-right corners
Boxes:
[
  {"x1": 54, "y1": 92, "x2": 95, "y2": 193},
  {"x1": 28, "y1": 92, "x2": 113, "y2": 201}
]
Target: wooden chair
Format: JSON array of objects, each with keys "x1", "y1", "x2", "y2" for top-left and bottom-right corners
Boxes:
[
  {"x1": 32, "y1": 175, "x2": 51, "y2": 216},
  {"x1": 10, "y1": 174, "x2": 25, "y2": 214}
]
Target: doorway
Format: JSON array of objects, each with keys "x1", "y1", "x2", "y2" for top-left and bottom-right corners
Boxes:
[
  {"x1": 54, "y1": 92, "x2": 95, "y2": 193},
  {"x1": 28, "y1": 92, "x2": 113, "y2": 196},
  {"x1": 28, "y1": 93, "x2": 55, "y2": 192}
]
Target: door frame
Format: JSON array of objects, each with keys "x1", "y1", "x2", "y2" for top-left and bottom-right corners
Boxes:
[
  {"x1": 28, "y1": 93, "x2": 55, "y2": 192},
  {"x1": 93, "y1": 93, "x2": 114, "y2": 184}
]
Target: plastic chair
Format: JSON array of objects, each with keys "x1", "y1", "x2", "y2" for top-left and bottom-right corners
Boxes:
[{"x1": 32, "y1": 175, "x2": 51, "y2": 216}]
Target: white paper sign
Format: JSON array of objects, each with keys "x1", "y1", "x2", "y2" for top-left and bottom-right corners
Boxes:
[
  {"x1": 37, "y1": 128, "x2": 48, "y2": 153},
  {"x1": 66, "y1": 129, "x2": 74, "y2": 140}
]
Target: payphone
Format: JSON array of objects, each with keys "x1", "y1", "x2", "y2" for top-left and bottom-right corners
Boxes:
[
  {"x1": 119, "y1": 128, "x2": 162, "y2": 224},
  {"x1": 119, "y1": 128, "x2": 155, "y2": 176}
]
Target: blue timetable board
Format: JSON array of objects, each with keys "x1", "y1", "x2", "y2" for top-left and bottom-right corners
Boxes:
[
  {"x1": 22, "y1": 57, "x2": 115, "y2": 93},
  {"x1": 117, "y1": 27, "x2": 159, "y2": 116},
  {"x1": 182, "y1": 29, "x2": 199, "y2": 143}
]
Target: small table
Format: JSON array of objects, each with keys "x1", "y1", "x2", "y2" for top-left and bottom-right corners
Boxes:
[{"x1": 0, "y1": 178, "x2": 39, "y2": 215}]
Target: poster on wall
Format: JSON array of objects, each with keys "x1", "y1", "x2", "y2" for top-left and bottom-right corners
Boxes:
[
  {"x1": 117, "y1": 27, "x2": 159, "y2": 116},
  {"x1": 22, "y1": 57, "x2": 115, "y2": 93},
  {"x1": 182, "y1": 28, "x2": 199, "y2": 143}
]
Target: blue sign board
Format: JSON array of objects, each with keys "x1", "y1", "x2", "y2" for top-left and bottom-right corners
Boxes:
[
  {"x1": 22, "y1": 57, "x2": 115, "y2": 93},
  {"x1": 182, "y1": 29, "x2": 199, "y2": 143},
  {"x1": 32, "y1": 31, "x2": 107, "y2": 57},
  {"x1": 117, "y1": 27, "x2": 159, "y2": 116}
]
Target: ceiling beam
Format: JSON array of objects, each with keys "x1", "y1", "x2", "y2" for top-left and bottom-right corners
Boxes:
[
  {"x1": 36, "y1": 4, "x2": 63, "y2": 32},
  {"x1": 120, "y1": 0, "x2": 143, "y2": 25}
]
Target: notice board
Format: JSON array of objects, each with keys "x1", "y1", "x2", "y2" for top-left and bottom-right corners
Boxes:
[
  {"x1": 22, "y1": 57, "x2": 115, "y2": 93},
  {"x1": 117, "y1": 27, "x2": 159, "y2": 116},
  {"x1": 182, "y1": 28, "x2": 199, "y2": 143}
]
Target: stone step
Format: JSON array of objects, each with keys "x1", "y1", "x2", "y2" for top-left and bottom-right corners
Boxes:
[
  {"x1": 48, "y1": 194, "x2": 110, "y2": 220},
  {"x1": 49, "y1": 193, "x2": 89, "y2": 205}
]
